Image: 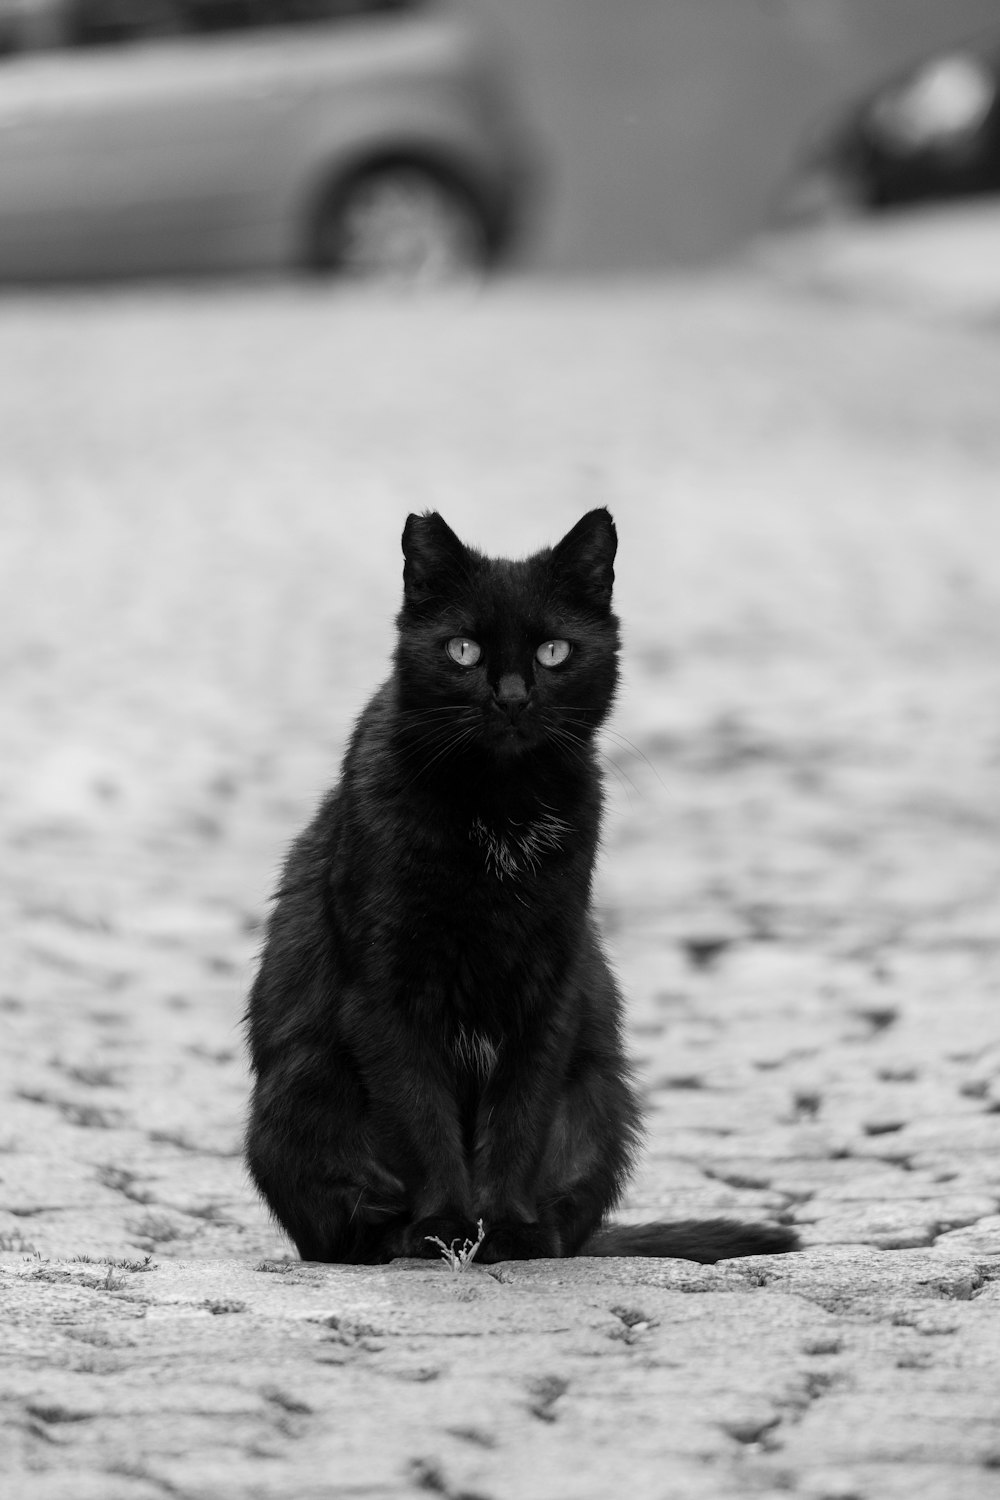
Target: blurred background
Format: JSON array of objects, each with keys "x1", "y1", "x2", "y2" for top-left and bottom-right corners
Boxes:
[
  {"x1": 0, "y1": 0, "x2": 999, "y2": 283},
  {"x1": 473, "y1": 0, "x2": 1000, "y2": 271},
  {"x1": 2, "y1": 0, "x2": 1000, "y2": 1317},
  {"x1": 1, "y1": 0, "x2": 1000, "y2": 888}
]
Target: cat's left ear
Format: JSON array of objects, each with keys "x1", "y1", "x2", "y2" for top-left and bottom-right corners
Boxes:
[
  {"x1": 402, "y1": 511, "x2": 469, "y2": 609},
  {"x1": 550, "y1": 509, "x2": 617, "y2": 611}
]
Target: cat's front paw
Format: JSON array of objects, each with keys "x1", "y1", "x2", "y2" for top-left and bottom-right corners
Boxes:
[{"x1": 477, "y1": 1220, "x2": 560, "y2": 1263}]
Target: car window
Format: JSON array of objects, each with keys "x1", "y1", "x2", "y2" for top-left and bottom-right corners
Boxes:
[
  {"x1": 0, "y1": 0, "x2": 418, "y2": 56},
  {"x1": 0, "y1": 0, "x2": 64, "y2": 54},
  {"x1": 270, "y1": 0, "x2": 420, "y2": 20},
  {"x1": 0, "y1": 0, "x2": 184, "y2": 52},
  {"x1": 182, "y1": 0, "x2": 418, "y2": 34},
  {"x1": 68, "y1": 0, "x2": 186, "y2": 46}
]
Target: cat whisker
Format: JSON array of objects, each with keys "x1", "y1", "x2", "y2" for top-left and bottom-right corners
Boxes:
[
  {"x1": 595, "y1": 728, "x2": 667, "y2": 792},
  {"x1": 392, "y1": 727, "x2": 458, "y2": 767},
  {"x1": 548, "y1": 714, "x2": 656, "y2": 780},
  {"x1": 393, "y1": 712, "x2": 476, "y2": 751},
  {"x1": 596, "y1": 752, "x2": 638, "y2": 806},
  {"x1": 398, "y1": 704, "x2": 479, "y2": 719},
  {"x1": 553, "y1": 708, "x2": 659, "y2": 775},
  {"x1": 406, "y1": 742, "x2": 477, "y2": 788},
  {"x1": 398, "y1": 721, "x2": 480, "y2": 789},
  {"x1": 543, "y1": 727, "x2": 595, "y2": 778},
  {"x1": 547, "y1": 723, "x2": 637, "y2": 805},
  {"x1": 556, "y1": 716, "x2": 647, "y2": 800}
]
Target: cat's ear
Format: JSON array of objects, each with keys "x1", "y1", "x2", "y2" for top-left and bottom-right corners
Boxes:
[
  {"x1": 401, "y1": 512, "x2": 469, "y2": 608},
  {"x1": 550, "y1": 509, "x2": 617, "y2": 611}
]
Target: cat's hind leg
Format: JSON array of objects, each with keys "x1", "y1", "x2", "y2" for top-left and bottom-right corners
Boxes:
[
  {"x1": 245, "y1": 1085, "x2": 411, "y2": 1263},
  {"x1": 536, "y1": 1062, "x2": 642, "y2": 1257},
  {"x1": 248, "y1": 1142, "x2": 408, "y2": 1264},
  {"x1": 246, "y1": 1101, "x2": 482, "y2": 1262}
]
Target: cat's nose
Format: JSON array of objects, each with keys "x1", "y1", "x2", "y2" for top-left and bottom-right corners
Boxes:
[{"x1": 494, "y1": 673, "x2": 529, "y2": 722}]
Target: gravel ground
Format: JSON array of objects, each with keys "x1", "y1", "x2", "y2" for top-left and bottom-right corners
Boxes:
[{"x1": 2, "y1": 273, "x2": 1000, "y2": 1499}]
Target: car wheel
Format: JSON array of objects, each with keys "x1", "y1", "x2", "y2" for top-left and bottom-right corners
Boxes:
[{"x1": 314, "y1": 165, "x2": 491, "y2": 286}]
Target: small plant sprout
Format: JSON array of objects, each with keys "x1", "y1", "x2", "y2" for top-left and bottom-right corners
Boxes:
[{"x1": 425, "y1": 1219, "x2": 486, "y2": 1272}]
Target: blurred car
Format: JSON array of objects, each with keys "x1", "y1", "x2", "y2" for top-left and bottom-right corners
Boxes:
[
  {"x1": 781, "y1": 37, "x2": 1000, "y2": 224},
  {"x1": 0, "y1": 0, "x2": 533, "y2": 283}
]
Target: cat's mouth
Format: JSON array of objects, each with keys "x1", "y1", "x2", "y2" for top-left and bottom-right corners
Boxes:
[{"x1": 489, "y1": 719, "x2": 538, "y2": 755}]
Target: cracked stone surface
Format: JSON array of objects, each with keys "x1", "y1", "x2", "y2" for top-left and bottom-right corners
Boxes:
[{"x1": 2, "y1": 275, "x2": 1000, "y2": 1499}]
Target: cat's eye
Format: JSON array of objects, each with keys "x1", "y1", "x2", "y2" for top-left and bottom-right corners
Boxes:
[
  {"x1": 446, "y1": 637, "x2": 482, "y2": 668},
  {"x1": 536, "y1": 640, "x2": 571, "y2": 668}
]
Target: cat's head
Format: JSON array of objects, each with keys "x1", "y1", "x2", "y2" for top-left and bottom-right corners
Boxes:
[{"x1": 394, "y1": 510, "x2": 620, "y2": 764}]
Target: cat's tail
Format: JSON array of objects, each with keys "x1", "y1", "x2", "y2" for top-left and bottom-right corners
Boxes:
[{"x1": 579, "y1": 1219, "x2": 798, "y2": 1263}]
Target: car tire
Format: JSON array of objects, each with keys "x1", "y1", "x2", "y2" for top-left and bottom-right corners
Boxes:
[{"x1": 312, "y1": 163, "x2": 491, "y2": 286}]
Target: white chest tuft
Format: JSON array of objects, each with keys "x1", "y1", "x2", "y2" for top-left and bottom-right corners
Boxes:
[
  {"x1": 469, "y1": 813, "x2": 569, "y2": 880},
  {"x1": 452, "y1": 1025, "x2": 500, "y2": 1077}
]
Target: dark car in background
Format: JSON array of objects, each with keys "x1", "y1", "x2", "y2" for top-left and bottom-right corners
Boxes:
[
  {"x1": 782, "y1": 37, "x2": 1000, "y2": 223},
  {"x1": 0, "y1": 0, "x2": 533, "y2": 283}
]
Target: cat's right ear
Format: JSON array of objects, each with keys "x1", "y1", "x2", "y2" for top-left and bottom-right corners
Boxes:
[
  {"x1": 401, "y1": 512, "x2": 468, "y2": 609},
  {"x1": 550, "y1": 508, "x2": 617, "y2": 613}
]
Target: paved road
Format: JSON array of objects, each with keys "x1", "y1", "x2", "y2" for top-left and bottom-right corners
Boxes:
[{"x1": 1, "y1": 276, "x2": 999, "y2": 1499}]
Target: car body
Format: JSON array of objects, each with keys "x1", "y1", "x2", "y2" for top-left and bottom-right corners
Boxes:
[
  {"x1": 781, "y1": 36, "x2": 1000, "y2": 224},
  {"x1": 0, "y1": 0, "x2": 534, "y2": 282}
]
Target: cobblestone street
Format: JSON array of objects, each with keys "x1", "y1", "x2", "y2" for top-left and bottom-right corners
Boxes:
[{"x1": 2, "y1": 275, "x2": 999, "y2": 1499}]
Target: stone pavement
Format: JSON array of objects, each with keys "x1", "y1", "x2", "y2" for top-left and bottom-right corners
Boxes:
[{"x1": 1, "y1": 276, "x2": 999, "y2": 1499}]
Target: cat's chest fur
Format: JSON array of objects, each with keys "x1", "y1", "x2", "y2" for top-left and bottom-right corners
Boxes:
[
  {"x1": 451, "y1": 1021, "x2": 500, "y2": 1078},
  {"x1": 374, "y1": 799, "x2": 587, "y2": 1038},
  {"x1": 468, "y1": 811, "x2": 571, "y2": 881}
]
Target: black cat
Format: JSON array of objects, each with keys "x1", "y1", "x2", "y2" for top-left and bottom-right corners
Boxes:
[{"x1": 244, "y1": 510, "x2": 797, "y2": 1265}]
